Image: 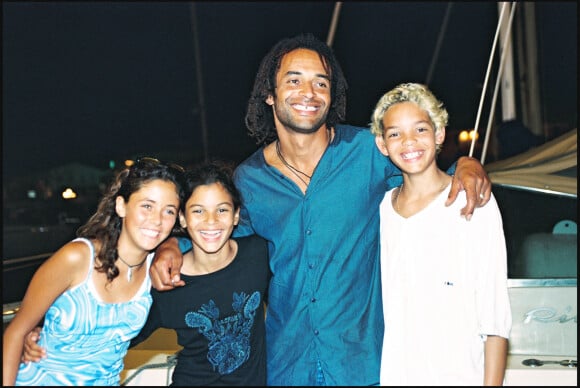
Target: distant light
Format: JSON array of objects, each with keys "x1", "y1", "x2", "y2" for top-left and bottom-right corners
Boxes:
[
  {"x1": 62, "y1": 188, "x2": 77, "y2": 199},
  {"x1": 125, "y1": 159, "x2": 135, "y2": 167},
  {"x1": 27, "y1": 190, "x2": 37, "y2": 199},
  {"x1": 109, "y1": 160, "x2": 116, "y2": 169},
  {"x1": 458, "y1": 129, "x2": 479, "y2": 143}
]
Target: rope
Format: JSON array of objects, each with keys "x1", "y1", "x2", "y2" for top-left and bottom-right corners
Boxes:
[
  {"x1": 121, "y1": 352, "x2": 178, "y2": 386},
  {"x1": 469, "y1": 2, "x2": 510, "y2": 157},
  {"x1": 480, "y1": 2, "x2": 518, "y2": 165}
]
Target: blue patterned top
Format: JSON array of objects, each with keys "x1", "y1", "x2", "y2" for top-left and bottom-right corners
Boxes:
[{"x1": 15, "y1": 238, "x2": 153, "y2": 386}]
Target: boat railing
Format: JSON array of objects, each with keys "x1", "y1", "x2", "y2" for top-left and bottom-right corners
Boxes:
[
  {"x1": 3, "y1": 252, "x2": 53, "y2": 326},
  {"x1": 4, "y1": 252, "x2": 54, "y2": 269},
  {"x1": 121, "y1": 351, "x2": 178, "y2": 386}
]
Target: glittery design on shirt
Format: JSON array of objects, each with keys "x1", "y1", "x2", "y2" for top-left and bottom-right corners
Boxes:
[{"x1": 185, "y1": 291, "x2": 261, "y2": 374}]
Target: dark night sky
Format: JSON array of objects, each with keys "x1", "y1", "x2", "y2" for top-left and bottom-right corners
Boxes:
[{"x1": 2, "y1": 1, "x2": 577, "y2": 181}]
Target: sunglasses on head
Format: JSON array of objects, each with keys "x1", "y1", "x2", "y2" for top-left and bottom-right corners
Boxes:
[{"x1": 135, "y1": 157, "x2": 185, "y2": 173}]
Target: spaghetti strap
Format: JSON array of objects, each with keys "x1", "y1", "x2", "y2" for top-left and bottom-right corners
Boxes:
[{"x1": 72, "y1": 237, "x2": 95, "y2": 285}]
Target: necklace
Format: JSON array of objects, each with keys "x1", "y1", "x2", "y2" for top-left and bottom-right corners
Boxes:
[
  {"x1": 117, "y1": 254, "x2": 147, "y2": 281},
  {"x1": 275, "y1": 130, "x2": 332, "y2": 187},
  {"x1": 275, "y1": 140, "x2": 310, "y2": 186},
  {"x1": 394, "y1": 184, "x2": 403, "y2": 213},
  {"x1": 394, "y1": 180, "x2": 450, "y2": 214}
]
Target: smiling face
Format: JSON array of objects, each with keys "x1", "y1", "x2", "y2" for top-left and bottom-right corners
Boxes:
[
  {"x1": 179, "y1": 182, "x2": 240, "y2": 256},
  {"x1": 266, "y1": 48, "x2": 331, "y2": 135},
  {"x1": 375, "y1": 101, "x2": 445, "y2": 176},
  {"x1": 116, "y1": 179, "x2": 180, "y2": 253}
]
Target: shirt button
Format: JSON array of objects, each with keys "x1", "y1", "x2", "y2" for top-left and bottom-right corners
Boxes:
[
  {"x1": 314, "y1": 329, "x2": 319, "y2": 335},
  {"x1": 308, "y1": 263, "x2": 314, "y2": 269},
  {"x1": 311, "y1": 298, "x2": 316, "y2": 303},
  {"x1": 306, "y1": 229, "x2": 312, "y2": 235}
]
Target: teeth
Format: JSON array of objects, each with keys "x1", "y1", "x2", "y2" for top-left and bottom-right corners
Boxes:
[
  {"x1": 142, "y1": 229, "x2": 160, "y2": 237},
  {"x1": 294, "y1": 104, "x2": 317, "y2": 111},
  {"x1": 402, "y1": 151, "x2": 421, "y2": 159},
  {"x1": 201, "y1": 230, "x2": 221, "y2": 237}
]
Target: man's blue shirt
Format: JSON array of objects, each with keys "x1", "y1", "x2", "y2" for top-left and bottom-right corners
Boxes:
[{"x1": 235, "y1": 124, "x2": 399, "y2": 385}]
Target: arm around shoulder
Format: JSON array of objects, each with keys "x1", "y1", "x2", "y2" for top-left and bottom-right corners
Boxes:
[
  {"x1": 150, "y1": 236, "x2": 186, "y2": 290},
  {"x1": 446, "y1": 156, "x2": 492, "y2": 220}
]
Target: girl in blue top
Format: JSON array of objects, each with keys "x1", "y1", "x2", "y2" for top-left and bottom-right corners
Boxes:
[{"x1": 3, "y1": 157, "x2": 184, "y2": 386}]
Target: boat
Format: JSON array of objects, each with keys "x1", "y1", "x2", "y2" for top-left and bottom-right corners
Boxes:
[{"x1": 485, "y1": 129, "x2": 577, "y2": 385}]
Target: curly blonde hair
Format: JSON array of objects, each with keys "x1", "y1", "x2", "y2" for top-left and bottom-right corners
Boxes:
[{"x1": 369, "y1": 83, "x2": 448, "y2": 152}]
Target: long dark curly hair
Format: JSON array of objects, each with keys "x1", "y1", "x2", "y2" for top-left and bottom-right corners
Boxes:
[
  {"x1": 245, "y1": 33, "x2": 348, "y2": 146},
  {"x1": 77, "y1": 158, "x2": 185, "y2": 283}
]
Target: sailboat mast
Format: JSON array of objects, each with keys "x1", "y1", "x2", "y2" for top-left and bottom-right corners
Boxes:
[
  {"x1": 498, "y1": 2, "x2": 517, "y2": 122},
  {"x1": 326, "y1": 2, "x2": 342, "y2": 47},
  {"x1": 521, "y1": 2, "x2": 543, "y2": 137},
  {"x1": 190, "y1": 3, "x2": 209, "y2": 162}
]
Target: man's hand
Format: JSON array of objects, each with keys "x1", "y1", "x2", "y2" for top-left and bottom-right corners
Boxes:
[
  {"x1": 21, "y1": 327, "x2": 45, "y2": 363},
  {"x1": 150, "y1": 237, "x2": 186, "y2": 291},
  {"x1": 445, "y1": 156, "x2": 491, "y2": 220}
]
